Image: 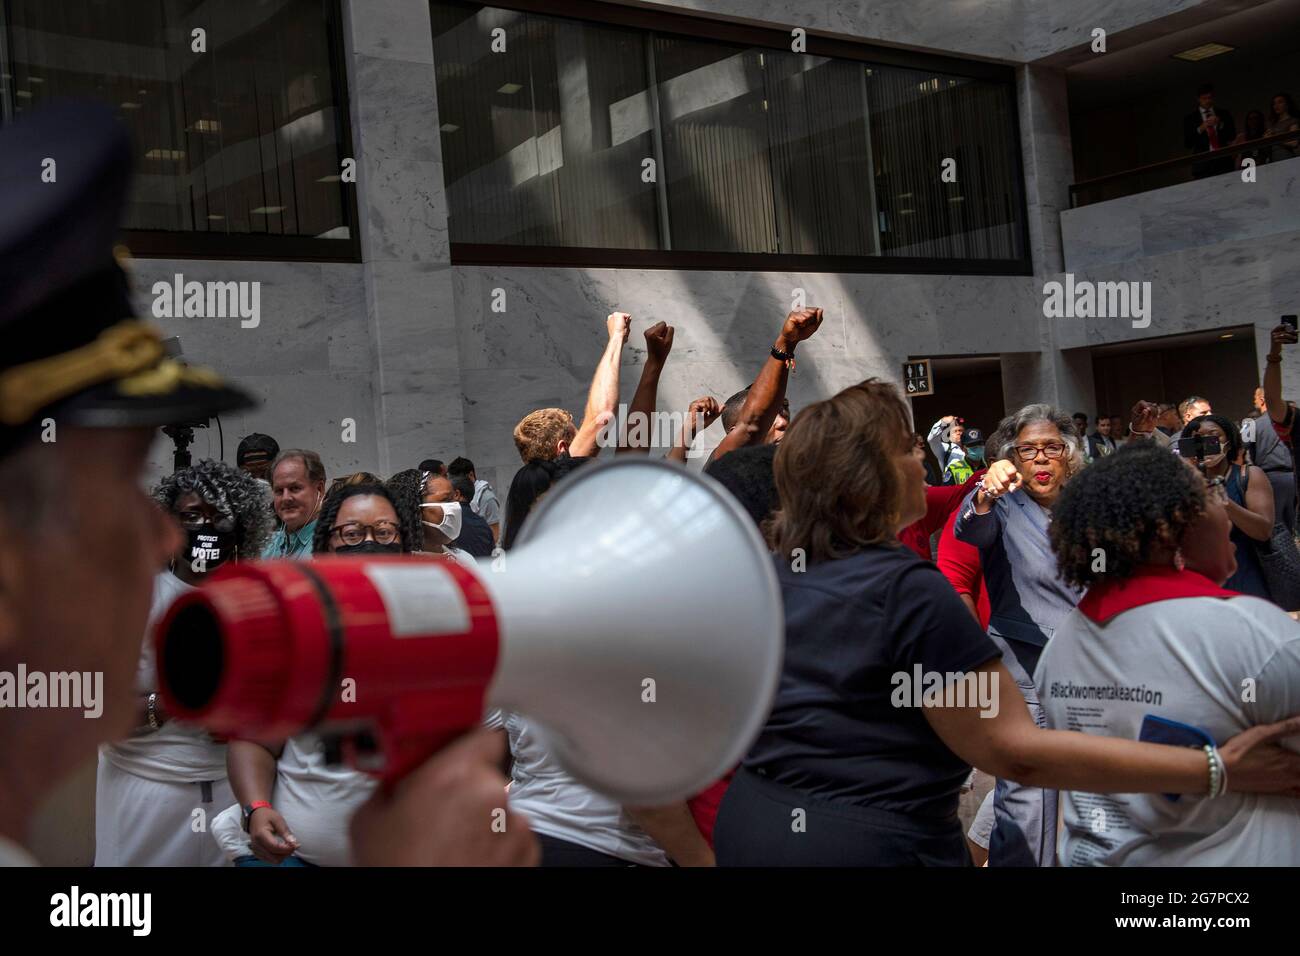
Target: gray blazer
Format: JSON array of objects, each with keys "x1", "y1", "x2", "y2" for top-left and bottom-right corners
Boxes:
[{"x1": 953, "y1": 486, "x2": 1083, "y2": 677}]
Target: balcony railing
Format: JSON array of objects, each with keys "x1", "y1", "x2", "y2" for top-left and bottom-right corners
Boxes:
[{"x1": 1069, "y1": 131, "x2": 1299, "y2": 207}]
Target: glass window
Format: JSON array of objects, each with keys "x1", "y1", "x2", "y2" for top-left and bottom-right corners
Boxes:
[
  {"x1": 431, "y1": 0, "x2": 661, "y2": 248},
  {"x1": 430, "y1": 1, "x2": 1025, "y2": 267},
  {"x1": 1, "y1": 0, "x2": 355, "y2": 248},
  {"x1": 866, "y1": 66, "x2": 1022, "y2": 259}
]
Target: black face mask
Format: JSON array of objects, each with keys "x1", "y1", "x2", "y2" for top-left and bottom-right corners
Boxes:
[
  {"x1": 186, "y1": 528, "x2": 236, "y2": 571},
  {"x1": 334, "y1": 540, "x2": 402, "y2": 556}
]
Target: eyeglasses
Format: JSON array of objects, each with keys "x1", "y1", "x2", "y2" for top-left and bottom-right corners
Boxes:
[
  {"x1": 330, "y1": 521, "x2": 401, "y2": 546},
  {"x1": 176, "y1": 510, "x2": 235, "y2": 533},
  {"x1": 1013, "y1": 442, "x2": 1067, "y2": 461}
]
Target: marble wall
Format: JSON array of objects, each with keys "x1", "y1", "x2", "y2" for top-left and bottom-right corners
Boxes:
[
  {"x1": 119, "y1": 0, "x2": 1296, "y2": 497},
  {"x1": 453, "y1": 266, "x2": 1041, "y2": 495}
]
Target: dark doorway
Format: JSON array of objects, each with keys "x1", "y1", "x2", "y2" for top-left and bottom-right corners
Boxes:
[
  {"x1": 1091, "y1": 325, "x2": 1259, "y2": 425},
  {"x1": 910, "y1": 355, "x2": 1005, "y2": 480}
]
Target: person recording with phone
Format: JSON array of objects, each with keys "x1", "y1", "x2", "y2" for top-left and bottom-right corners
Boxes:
[
  {"x1": 928, "y1": 415, "x2": 967, "y2": 484},
  {"x1": 1256, "y1": 320, "x2": 1299, "y2": 533},
  {"x1": 1179, "y1": 415, "x2": 1275, "y2": 602}
]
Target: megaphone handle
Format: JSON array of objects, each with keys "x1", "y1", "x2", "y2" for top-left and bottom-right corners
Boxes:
[
  {"x1": 371, "y1": 691, "x2": 489, "y2": 793},
  {"x1": 377, "y1": 729, "x2": 468, "y2": 793}
]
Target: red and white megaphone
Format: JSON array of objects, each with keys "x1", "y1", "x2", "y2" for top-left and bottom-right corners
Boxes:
[{"x1": 154, "y1": 457, "x2": 783, "y2": 804}]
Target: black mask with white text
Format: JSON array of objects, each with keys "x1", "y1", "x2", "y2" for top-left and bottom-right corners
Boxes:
[
  {"x1": 187, "y1": 528, "x2": 236, "y2": 571},
  {"x1": 334, "y1": 540, "x2": 402, "y2": 556}
]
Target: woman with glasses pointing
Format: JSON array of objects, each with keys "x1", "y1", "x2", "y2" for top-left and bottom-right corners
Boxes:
[{"x1": 954, "y1": 404, "x2": 1086, "y2": 867}]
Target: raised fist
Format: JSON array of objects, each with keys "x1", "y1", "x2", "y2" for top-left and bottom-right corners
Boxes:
[
  {"x1": 781, "y1": 307, "x2": 824, "y2": 345},
  {"x1": 644, "y1": 321, "x2": 674, "y2": 364},
  {"x1": 607, "y1": 311, "x2": 632, "y2": 343}
]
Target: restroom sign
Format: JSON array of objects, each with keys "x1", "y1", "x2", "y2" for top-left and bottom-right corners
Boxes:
[{"x1": 904, "y1": 360, "x2": 933, "y2": 397}]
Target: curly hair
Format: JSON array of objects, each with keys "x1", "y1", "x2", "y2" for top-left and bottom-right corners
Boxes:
[
  {"x1": 1049, "y1": 444, "x2": 1207, "y2": 589},
  {"x1": 385, "y1": 468, "x2": 427, "y2": 551},
  {"x1": 768, "y1": 378, "x2": 913, "y2": 565},
  {"x1": 704, "y1": 442, "x2": 778, "y2": 531},
  {"x1": 153, "y1": 459, "x2": 274, "y2": 558},
  {"x1": 312, "y1": 482, "x2": 416, "y2": 555},
  {"x1": 987, "y1": 403, "x2": 1085, "y2": 475}
]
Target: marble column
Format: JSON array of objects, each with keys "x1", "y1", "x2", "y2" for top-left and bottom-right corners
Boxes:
[{"x1": 344, "y1": 0, "x2": 461, "y2": 476}]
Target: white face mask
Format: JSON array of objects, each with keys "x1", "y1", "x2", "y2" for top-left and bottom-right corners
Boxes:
[{"x1": 421, "y1": 500, "x2": 462, "y2": 539}]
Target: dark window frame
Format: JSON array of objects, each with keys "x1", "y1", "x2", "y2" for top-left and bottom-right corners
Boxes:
[
  {"x1": 0, "y1": 0, "x2": 362, "y2": 263},
  {"x1": 437, "y1": 0, "x2": 1033, "y2": 276}
]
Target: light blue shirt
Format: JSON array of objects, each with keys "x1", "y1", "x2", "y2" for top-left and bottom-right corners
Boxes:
[{"x1": 261, "y1": 519, "x2": 318, "y2": 560}]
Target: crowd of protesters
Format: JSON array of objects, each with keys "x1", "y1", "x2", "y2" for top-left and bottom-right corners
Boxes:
[{"x1": 98, "y1": 308, "x2": 1300, "y2": 869}]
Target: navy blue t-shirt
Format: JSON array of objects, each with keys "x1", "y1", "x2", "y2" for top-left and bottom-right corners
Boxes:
[
  {"x1": 454, "y1": 507, "x2": 495, "y2": 558},
  {"x1": 743, "y1": 544, "x2": 1001, "y2": 819}
]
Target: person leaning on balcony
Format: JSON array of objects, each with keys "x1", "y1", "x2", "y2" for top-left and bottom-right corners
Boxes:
[
  {"x1": 1256, "y1": 322, "x2": 1300, "y2": 532},
  {"x1": 711, "y1": 379, "x2": 1300, "y2": 868},
  {"x1": 1266, "y1": 92, "x2": 1300, "y2": 162},
  {"x1": 1231, "y1": 109, "x2": 1270, "y2": 167},
  {"x1": 1184, "y1": 83, "x2": 1237, "y2": 178}
]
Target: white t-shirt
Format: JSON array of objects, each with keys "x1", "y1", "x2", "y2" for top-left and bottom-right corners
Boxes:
[
  {"x1": 102, "y1": 572, "x2": 228, "y2": 783},
  {"x1": 485, "y1": 710, "x2": 668, "y2": 866},
  {"x1": 210, "y1": 735, "x2": 376, "y2": 866},
  {"x1": 1036, "y1": 594, "x2": 1300, "y2": 866}
]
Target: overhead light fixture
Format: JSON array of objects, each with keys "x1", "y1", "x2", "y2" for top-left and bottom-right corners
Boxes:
[
  {"x1": 120, "y1": 102, "x2": 142, "y2": 110},
  {"x1": 439, "y1": 123, "x2": 460, "y2": 132},
  {"x1": 250, "y1": 206, "x2": 285, "y2": 215},
  {"x1": 1173, "y1": 42, "x2": 1234, "y2": 62},
  {"x1": 497, "y1": 82, "x2": 522, "y2": 94},
  {"x1": 27, "y1": 76, "x2": 44, "y2": 84},
  {"x1": 15, "y1": 90, "x2": 32, "y2": 99},
  {"x1": 316, "y1": 174, "x2": 341, "y2": 182},
  {"x1": 190, "y1": 118, "x2": 221, "y2": 133},
  {"x1": 1219, "y1": 332, "x2": 1234, "y2": 339},
  {"x1": 138, "y1": 88, "x2": 148, "y2": 95},
  {"x1": 144, "y1": 148, "x2": 186, "y2": 160},
  {"x1": 898, "y1": 208, "x2": 916, "y2": 215},
  {"x1": 948, "y1": 196, "x2": 965, "y2": 202},
  {"x1": 207, "y1": 214, "x2": 226, "y2": 220}
]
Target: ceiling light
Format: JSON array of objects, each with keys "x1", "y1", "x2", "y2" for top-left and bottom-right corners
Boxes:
[
  {"x1": 15, "y1": 90, "x2": 32, "y2": 99},
  {"x1": 190, "y1": 118, "x2": 221, "y2": 133},
  {"x1": 27, "y1": 76, "x2": 44, "y2": 84},
  {"x1": 440, "y1": 123, "x2": 460, "y2": 132},
  {"x1": 144, "y1": 148, "x2": 186, "y2": 160},
  {"x1": 120, "y1": 102, "x2": 142, "y2": 110},
  {"x1": 1219, "y1": 333, "x2": 1234, "y2": 339},
  {"x1": 1173, "y1": 43, "x2": 1234, "y2": 62},
  {"x1": 316, "y1": 174, "x2": 341, "y2": 182},
  {"x1": 207, "y1": 214, "x2": 226, "y2": 220},
  {"x1": 250, "y1": 206, "x2": 285, "y2": 215},
  {"x1": 497, "y1": 82, "x2": 522, "y2": 94}
]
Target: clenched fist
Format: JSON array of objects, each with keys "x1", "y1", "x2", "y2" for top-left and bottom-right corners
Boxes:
[
  {"x1": 685, "y1": 396, "x2": 722, "y2": 436},
  {"x1": 644, "y1": 321, "x2": 674, "y2": 364},
  {"x1": 607, "y1": 311, "x2": 632, "y2": 343},
  {"x1": 780, "y1": 308, "x2": 824, "y2": 346}
]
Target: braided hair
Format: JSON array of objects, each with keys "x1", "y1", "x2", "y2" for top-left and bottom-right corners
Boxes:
[
  {"x1": 311, "y1": 481, "x2": 417, "y2": 555},
  {"x1": 153, "y1": 459, "x2": 274, "y2": 558},
  {"x1": 385, "y1": 468, "x2": 427, "y2": 551}
]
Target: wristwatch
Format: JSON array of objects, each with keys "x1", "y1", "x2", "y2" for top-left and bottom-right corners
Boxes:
[{"x1": 242, "y1": 801, "x2": 273, "y2": 832}]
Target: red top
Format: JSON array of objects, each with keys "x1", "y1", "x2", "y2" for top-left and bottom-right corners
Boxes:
[
  {"x1": 686, "y1": 771, "x2": 734, "y2": 849},
  {"x1": 897, "y1": 470, "x2": 985, "y2": 560},
  {"x1": 1077, "y1": 565, "x2": 1237, "y2": 624},
  {"x1": 937, "y1": 502, "x2": 990, "y2": 628}
]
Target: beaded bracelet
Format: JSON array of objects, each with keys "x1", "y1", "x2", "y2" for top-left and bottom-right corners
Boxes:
[{"x1": 1203, "y1": 744, "x2": 1227, "y2": 799}]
